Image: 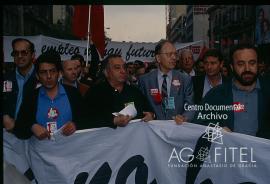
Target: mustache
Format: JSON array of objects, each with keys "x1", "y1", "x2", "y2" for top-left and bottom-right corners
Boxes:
[{"x1": 241, "y1": 71, "x2": 256, "y2": 76}]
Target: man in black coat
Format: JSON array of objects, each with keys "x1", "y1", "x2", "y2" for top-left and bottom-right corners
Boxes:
[
  {"x1": 193, "y1": 44, "x2": 270, "y2": 139},
  {"x1": 83, "y1": 54, "x2": 155, "y2": 128},
  {"x1": 2, "y1": 38, "x2": 38, "y2": 182},
  {"x1": 3, "y1": 38, "x2": 37, "y2": 130},
  {"x1": 192, "y1": 49, "x2": 229, "y2": 104},
  {"x1": 6, "y1": 50, "x2": 83, "y2": 140}
]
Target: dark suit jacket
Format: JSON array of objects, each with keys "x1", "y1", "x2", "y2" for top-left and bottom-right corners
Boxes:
[
  {"x1": 78, "y1": 82, "x2": 89, "y2": 97},
  {"x1": 192, "y1": 75, "x2": 230, "y2": 104},
  {"x1": 2, "y1": 68, "x2": 37, "y2": 119},
  {"x1": 82, "y1": 79, "x2": 153, "y2": 129},
  {"x1": 12, "y1": 84, "x2": 83, "y2": 139}
]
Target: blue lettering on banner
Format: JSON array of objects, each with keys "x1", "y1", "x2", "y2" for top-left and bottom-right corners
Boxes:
[
  {"x1": 126, "y1": 44, "x2": 155, "y2": 61},
  {"x1": 41, "y1": 44, "x2": 80, "y2": 56},
  {"x1": 104, "y1": 42, "x2": 122, "y2": 56}
]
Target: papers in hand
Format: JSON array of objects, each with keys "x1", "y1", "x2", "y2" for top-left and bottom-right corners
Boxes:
[{"x1": 112, "y1": 104, "x2": 137, "y2": 119}]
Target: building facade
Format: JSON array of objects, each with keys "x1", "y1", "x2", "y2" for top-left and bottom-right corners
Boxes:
[
  {"x1": 52, "y1": 5, "x2": 74, "y2": 34},
  {"x1": 166, "y1": 5, "x2": 187, "y2": 43},
  {"x1": 207, "y1": 5, "x2": 256, "y2": 61},
  {"x1": 186, "y1": 5, "x2": 209, "y2": 44},
  {"x1": 167, "y1": 5, "x2": 209, "y2": 45},
  {"x1": 3, "y1": 5, "x2": 74, "y2": 39}
]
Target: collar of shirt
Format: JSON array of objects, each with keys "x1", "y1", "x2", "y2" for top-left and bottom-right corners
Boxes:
[
  {"x1": 205, "y1": 73, "x2": 223, "y2": 88},
  {"x1": 157, "y1": 69, "x2": 172, "y2": 95},
  {"x1": 157, "y1": 69, "x2": 172, "y2": 82},
  {"x1": 69, "y1": 80, "x2": 78, "y2": 88},
  {"x1": 202, "y1": 74, "x2": 222, "y2": 97},
  {"x1": 105, "y1": 79, "x2": 127, "y2": 93},
  {"x1": 15, "y1": 64, "x2": 34, "y2": 81},
  {"x1": 59, "y1": 77, "x2": 78, "y2": 88},
  {"x1": 77, "y1": 74, "x2": 82, "y2": 81},
  {"x1": 189, "y1": 69, "x2": 196, "y2": 76},
  {"x1": 14, "y1": 65, "x2": 35, "y2": 119},
  {"x1": 181, "y1": 69, "x2": 195, "y2": 76},
  {"x1": 74, "y1": 80, "x2": 78, "y2": 88},
  {"x1": 40, "y1": 83, "x2": 66, "y2": 99},
  {"x1": 232, "y1": 78, "x2": 261, "y2": 91}
]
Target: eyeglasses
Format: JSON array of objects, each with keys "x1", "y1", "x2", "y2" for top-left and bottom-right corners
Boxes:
[
  {"x1": 159, "y1": 52, "x2": 179, "y2": 58},
  {"x1": 11, "y1": 50, "x2": 31, "y2": 57}
]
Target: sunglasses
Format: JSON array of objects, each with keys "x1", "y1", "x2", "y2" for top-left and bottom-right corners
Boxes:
[{"x1": 11, "y1": 50, "x2": 31, "y2": 57}]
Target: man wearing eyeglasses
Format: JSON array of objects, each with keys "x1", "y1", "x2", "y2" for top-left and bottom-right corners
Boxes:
[
  {"x1": 3, "y1": 38, "x2": 37, "y2": 129},
  {"x1": 138, "y1": 39, "x2": 195, "y2": 124},
  {"x1": 3, "y1": 38, "x2": 38, "y2": 182}
]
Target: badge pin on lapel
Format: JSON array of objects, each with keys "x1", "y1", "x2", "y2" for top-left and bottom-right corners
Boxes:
[
  {"x1": 172, "y1": 79, "x2": 180, "y2": 87},
  {"x1": 3, "y1": 80, "x2": 12, "y2": 92}
]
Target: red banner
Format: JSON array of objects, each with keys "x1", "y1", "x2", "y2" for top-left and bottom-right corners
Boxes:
[
  {"x1": 90, "y1": 5, "x2": 105, "y2": 58},
  {"x1": 72, "y1": 5, "x2": 90, "y2": 39}
]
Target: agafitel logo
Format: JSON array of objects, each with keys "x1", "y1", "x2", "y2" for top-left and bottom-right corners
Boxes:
[{"x1": 233, "y1": 102, "x2": 245, "y2": 112}]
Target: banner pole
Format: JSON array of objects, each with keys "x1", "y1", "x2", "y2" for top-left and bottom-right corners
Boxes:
[{"x1": 86, "y1": 5, "x2": 91, "y2": 67}]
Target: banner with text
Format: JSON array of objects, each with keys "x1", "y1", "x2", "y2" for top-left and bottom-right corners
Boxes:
[
  {"x1": 23, "y1": 121, "x2": 270, "y2": 184},
  {"x1": 3, "y1": 35, "x2": 204, "y2": 63}
]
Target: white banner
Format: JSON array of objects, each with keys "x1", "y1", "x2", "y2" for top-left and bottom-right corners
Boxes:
[
  {"x1": 3, "y1": 129, "x2": 31, "y2": 177},
  {"x1": 175, "y1": 40, "x2": 204, "y2": 60},
  {"x1": 4, "y1": 161, "x2": 31, "y2": 184},
  {"x1": 3, "y1": 35, "x2": 204, "y2": 63},
  {"x1": 5, "y1": 120, "x2": 267, "y2": 184}
]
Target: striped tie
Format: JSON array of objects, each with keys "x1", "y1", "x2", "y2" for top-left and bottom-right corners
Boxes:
[{"x1": 161, "y1": 74, "x2": 168, "y2": 114}]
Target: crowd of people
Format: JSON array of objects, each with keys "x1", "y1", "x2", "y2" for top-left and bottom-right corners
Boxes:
[{"x1": 2, "y1": 37, "x2": 270, "y2": 182}]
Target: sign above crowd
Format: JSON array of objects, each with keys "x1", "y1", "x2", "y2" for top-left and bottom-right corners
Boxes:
[{"x1": 3, "y1": 35, "x2": 205, "y2": 63}]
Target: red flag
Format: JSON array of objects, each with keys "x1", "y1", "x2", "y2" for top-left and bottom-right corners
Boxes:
[
  {"x1": 90, "y1": 5, "x2": 105, "y2": 58},
  {"x1": 72, "y1": 5, "x2": 90, "y2": 39}
]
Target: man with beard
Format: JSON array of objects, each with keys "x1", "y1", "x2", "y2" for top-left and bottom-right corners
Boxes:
[{"x1": 193, "y1": 44, "x2": 270, "y2": 139}]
